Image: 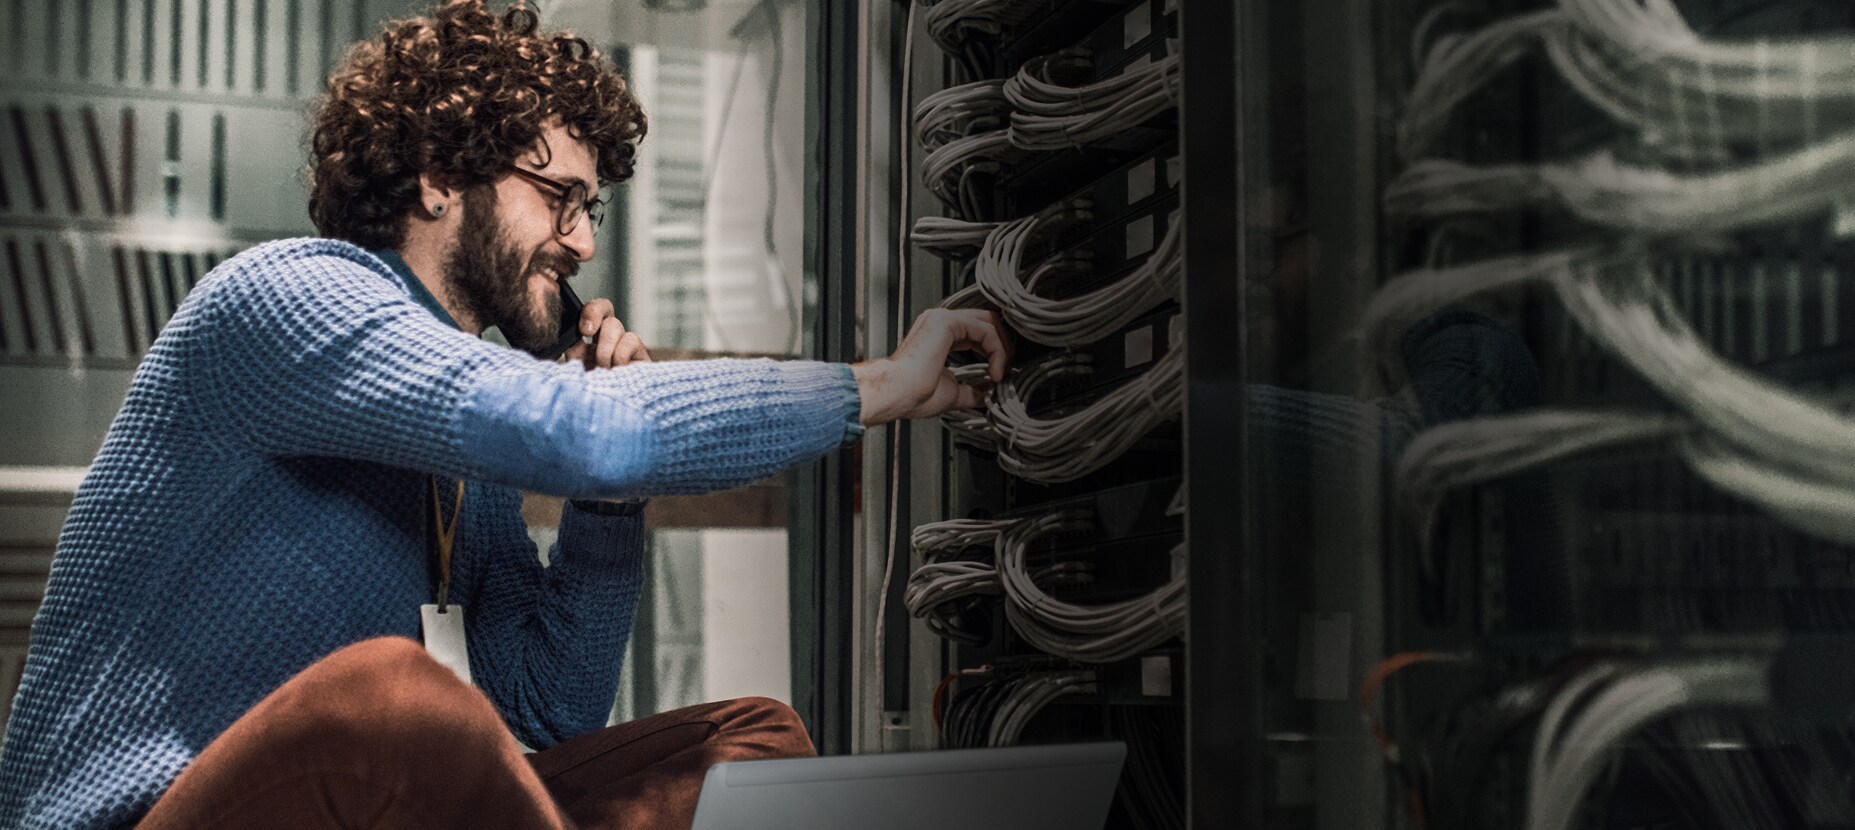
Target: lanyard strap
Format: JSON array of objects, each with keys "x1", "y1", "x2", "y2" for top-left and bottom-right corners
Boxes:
[{"x1": 431, "y1": 476, "x2": 465, "y2": 611}]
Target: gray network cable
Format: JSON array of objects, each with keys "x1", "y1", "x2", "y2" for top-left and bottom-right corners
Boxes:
[
  {"x1": 921, "y1": 129, "x2": 1024, "y2": 216},
  {"x1": 1003, "y1": 52, "x2": 1181, "y2": 151},
  {"x1": 1385, "y1": 133, "x2": 1855, "y2": 233},
  {"x1": 1365, "y1": 246, "x2": 1855, "y2": 543},
  {"x1": 987, "y1": 671, "x2": 1096, "y2": 747},
  {"x1": 973, "y1": 207, "x2": 1182, "y2": 347},
  {"x1": 1525, "y1": 658, "x2": 1768, "y2": 830},
  {"x1": 1558, "y1": 0, "x2": 1855, "y2": 103},
  {"x1": 1398, "y1": 9, "x2": 1560, "y2": 159},
  {"x1": 942, "y1": 345, "x2": 1184, "y2": 484},
  {"x1": 923, "y1": 0, "x2": 1044, "y2": 55},
  {"x1": 906, "y1": 513, "x2": 1187, "y2": 664},
  {"x1": 915, "y1": 79, "x2": 1011, "y2": 151},
  {"x1": 1400, "y1": 3, "x2": 1855, "y2": 162},
  {"x1": 912, "y1": 216, "x2": 1002, "y2": 261},
  {"x1": 1396, "y1": 408, "x2": 1689, "y2": 542}
]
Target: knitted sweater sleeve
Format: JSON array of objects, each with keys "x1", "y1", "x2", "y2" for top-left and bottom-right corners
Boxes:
[
  {"x1": 460, "y1": 492, "x2": 643, "y2": 748},
  {"x1": 191, "y1": 242, "x2": 862, "y2": 496}
]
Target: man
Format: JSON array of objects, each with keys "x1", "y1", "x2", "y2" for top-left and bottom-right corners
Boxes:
[{"x1": 0, "y1": 2, "x2": 1006, "y2": 828}]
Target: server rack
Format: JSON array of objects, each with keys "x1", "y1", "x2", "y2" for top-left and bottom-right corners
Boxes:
[
  {"x1": 806, "y1": 0, "x2": 1855, "y2": 828},
  {"x1": 808, "y1": 0, "x2": 1244, "y2": 826}
]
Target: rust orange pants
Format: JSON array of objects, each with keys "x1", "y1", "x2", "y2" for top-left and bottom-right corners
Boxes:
[{"x1": 136, "y1": 637, "x2": 815, "y2": 829}]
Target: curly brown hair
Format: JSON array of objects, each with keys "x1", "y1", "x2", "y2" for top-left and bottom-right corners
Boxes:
[{"x1": 308, "y1": 0, "x2": 646, "y2": 249}]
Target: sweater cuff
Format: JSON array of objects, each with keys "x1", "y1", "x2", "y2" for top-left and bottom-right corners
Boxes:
[
  {"x1": 556, "y1": 500, "x2": 647, "y2": 571},
  {"x1": 830, "y1": 363, "x2": 865, "y2": 446}
]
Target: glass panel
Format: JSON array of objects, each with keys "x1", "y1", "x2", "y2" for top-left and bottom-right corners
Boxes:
[
  {"x1": 539, "y1": 0, "x2": 813, "y2": 722},
  {"x1": 1250, "y1": 0, "x2": 1855, "y2": 826}
]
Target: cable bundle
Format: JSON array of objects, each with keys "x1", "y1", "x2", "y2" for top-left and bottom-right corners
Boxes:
[
  {"x1": 1385, "y1": 132, "x2": 1855, "y2": 233},
  {"x1": 988, "y1": 670, "x2": 1095, "y2": 746},
  {"x1": 1362, "y1": 245, "x2": 1606, "y2": 362},
  {"x1": 938, "y1": 354, "x2": 1077, "y2": 448},
  {"x1": 1000, "y1": 518, "x2": 1187, "y2": 664},
  {"x1": 906, "y1": 513, "x2": 1187, "y2": 663},
  {"x1": 912, "y1": 515, "x2": 1017, "y2": 556},
  {"x1": 915, "y1": 79, "x2": 1012, "y2": 151},
  {"x1": 912, "y1": 216, "x2": 1002, "y2": 261},
  {"x1": 1400, "y1": 4, "x2": 1855, "y2": 163},
  {"x1": 1557, "y1": 0, "x2": 1855, "y2": 142},
  {"x1": 1367, "y1": 247, "x2": 1855, "y2": 543},
  {"x1": 1397, "y1": 409, "x2": 1688, "y2": 541},
  {"x1": 1398, "y1": 10, "x2": 1561, "y2": 160},
  {"x1": 923, "y1": 0, "x2": 1044, "y2": 59},
  {"x1": 1525, "y1": 658, "x2": 1767, "y2": 830},
  {"x1": 974, "y1": 206, "x2": 1182, "y2": 346},
  {"x1": 906, "y1": 518, "x2": 1017, "y2": 645},
  {"x1": 921, "y1": 129, "x2": 1024, "y2": 219},
  {"x1": 939, "y1": 669, "x2": 1095, "y2": 748},
  {"x1": 944, "y1": 344, "x2": 1184, "y2": 483},
  {"x1": 1003, "y1": 53, "x2": 1181, "y2": 151}
]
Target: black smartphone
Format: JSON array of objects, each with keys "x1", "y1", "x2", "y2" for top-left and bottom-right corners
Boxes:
[{"x1": 531, "y1": 278, "x2": 585, "y2": 361}]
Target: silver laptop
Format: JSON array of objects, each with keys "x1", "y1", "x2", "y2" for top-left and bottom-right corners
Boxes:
[{"x1": 689, "y1": 741, "x2": 1126, "y2": 830}]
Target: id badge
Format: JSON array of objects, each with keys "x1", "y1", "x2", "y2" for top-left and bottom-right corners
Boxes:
[{"x1": 420, "y1": 603, "x2": 472, "y2": 685}]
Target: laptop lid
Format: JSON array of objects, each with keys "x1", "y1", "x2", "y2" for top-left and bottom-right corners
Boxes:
[{"x1": 689, "y1": 741, "x2": 1126, "y2": 830}]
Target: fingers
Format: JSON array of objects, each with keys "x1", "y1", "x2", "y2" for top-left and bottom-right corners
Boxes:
[
  {"x1": 592, "y1": 317, "x2": 626, "y2": 368},
  {"x1": 949, "y1": 377, "x2": 990, "y2": 411},
  {"x1": 615, "y1": 332, "x2": 650, "y2": 364},
  {"x1": 579, "y1": 297, "x2": 616, "y2": 337},
  {"x1": 875, "y1": 308, "x2": 1011, "y2": 421},
  {"x1": 935, "y1": 309, "x2": 1010, "y2": 382},
  {"x1": 583, "y1": 319, "x2": 654, "y2": 370}
]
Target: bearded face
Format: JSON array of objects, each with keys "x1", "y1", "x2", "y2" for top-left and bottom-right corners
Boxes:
[{"x1": 443, "y1": 185, "x2": 575, "y2": 355}]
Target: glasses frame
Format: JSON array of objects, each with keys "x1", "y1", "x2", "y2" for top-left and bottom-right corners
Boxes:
[{"x1": 509, "y1": 166, "x2": 606, "y2": 237}]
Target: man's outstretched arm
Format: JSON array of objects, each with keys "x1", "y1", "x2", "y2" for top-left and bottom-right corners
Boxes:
[{"x1": 188, "y1": 241, "x2": 1006, "y2": 497}]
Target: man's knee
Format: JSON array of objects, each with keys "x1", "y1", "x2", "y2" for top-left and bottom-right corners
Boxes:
[
  {"x1": 266, "y1": 636, "x2": 504, "y2": 752},
  {"x1": 718, "y1": 696, "x2": 815, "y2": 758},
  {"x1": 294, "y1": 637, "x2": 459, "y2": 701}
]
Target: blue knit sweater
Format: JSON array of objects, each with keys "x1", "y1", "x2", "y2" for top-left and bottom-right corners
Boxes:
[{"x1": 0, "y1": 238, "x2": 863, "y2": 829}]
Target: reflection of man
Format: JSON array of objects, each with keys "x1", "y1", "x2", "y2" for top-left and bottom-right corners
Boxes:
[{"x1": 0, "y1": 3, "x2": 1005, "y2": 828}]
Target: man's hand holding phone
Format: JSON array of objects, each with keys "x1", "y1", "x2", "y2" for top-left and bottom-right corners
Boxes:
[{"x1": 556, "y1": 283, "x2": 652, "y2": 370}]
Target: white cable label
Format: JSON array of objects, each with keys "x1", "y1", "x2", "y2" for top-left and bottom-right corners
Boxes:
[
  {"x1": 1123, "y1": 3, "x2": 1152, "y2": 48},
  {"x1": 1127, "y1": 158, "x2": 1157, "y2": 203},
  {"x1": 1294, "y1": 613, "x2": 1352, "y2": 701},
  {"x1": 1126, "y1": 214, "x2": 1155, "y2": 258},
  {"x1": 1141, "y1": 655, "x2": 1173, "y2": 697},
  {"x1": 1124, "y1": 325, "x2": 1155, "y2": 369},
  {"x1": 1835, "y1": 197, "x2": 1855, "y2": 238}
]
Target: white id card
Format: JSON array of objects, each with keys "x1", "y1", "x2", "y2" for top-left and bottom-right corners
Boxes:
[{"x1": 420, "y1": 603, "x2": 473, "y2": 685}]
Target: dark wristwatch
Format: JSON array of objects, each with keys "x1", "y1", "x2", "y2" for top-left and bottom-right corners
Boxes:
[{"x1": 569, "y1": 498, "x2": 649, "y2": 517}]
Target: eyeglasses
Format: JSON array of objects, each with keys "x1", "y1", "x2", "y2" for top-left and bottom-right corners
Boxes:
[{"x1": 508, "y1": 166, "x2": 606, "y2": 237}]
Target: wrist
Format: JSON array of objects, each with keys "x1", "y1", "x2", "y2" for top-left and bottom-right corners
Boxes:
[
  {"x1": 849, "y1": 359, "x2": 894, "y2": 426},
  {"x1": 570, "y1": 497, "x2": 649, "y2": 517}
]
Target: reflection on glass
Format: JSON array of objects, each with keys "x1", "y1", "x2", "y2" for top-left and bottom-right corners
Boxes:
[
  {"x1": 1247, "y1": 1, "x2": 1855, "y2": 827},
  {"x1": 560, "y1": 0, "x2": 810, "y2": 723}
]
